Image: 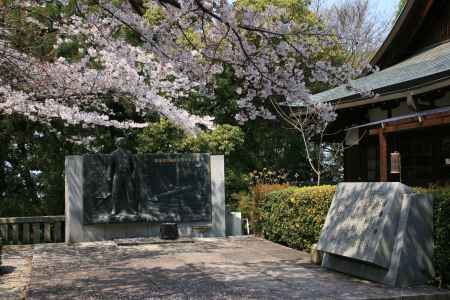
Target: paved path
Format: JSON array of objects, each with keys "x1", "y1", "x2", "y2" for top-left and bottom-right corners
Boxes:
[
  {"x1": 0, "y1": 245, "x2": 32, "y2": 299},
  {"x1": 2, "y1": 237, "x2": 450, "y2": 299}
]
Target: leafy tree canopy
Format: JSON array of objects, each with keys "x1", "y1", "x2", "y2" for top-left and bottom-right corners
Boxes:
[{"x1": 136, "y1": 118, "x2": 245, "y2": 156}]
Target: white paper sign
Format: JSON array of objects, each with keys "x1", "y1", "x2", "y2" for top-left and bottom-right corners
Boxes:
[{"x1": 345, "y1": 128, "x2": 359, "y2": 146}]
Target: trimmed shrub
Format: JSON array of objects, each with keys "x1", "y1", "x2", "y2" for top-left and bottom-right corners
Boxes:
[
  {"x1": 260, "y1": 185, "x2": 336, "y2": 250},
  {"x1": 420, "y1": 187, "x2": 450, "y2": 288},
  {"x1": 260, "y1": 185, "x2": 450, "y2": 288},
  {"x1": 238, "y1": 184, "x2": 290, "y2": 234}
]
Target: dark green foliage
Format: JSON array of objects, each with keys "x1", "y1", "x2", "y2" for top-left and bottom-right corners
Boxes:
[
  {"x1": 182, "y1": 124, "x2": 245, "y2": 155},
  {"x1": 417, "y1": 186, "x2": 450, "y2": 288},
  {"x1": 55, "y1": 39, "x2": 84, "y2": 62},
  {"x1": 170, "y1": 63, "x2": 313, "y2": 204},
  {"x1": 0, "y1": 114, "x2": 133, "y2": 217},
  {"x1": 237, "y1": 121, "x2": 310, "y2": 175},
  {"x1": 136, "y1": 118, "x2": 186, "y2": 153},
  {"x1": 4, "y1": 6, "x2": 56, "y2": 59},
  {"x1": 0, "y1": 0, "x2": 322, "y2": 218},
  {"x1": 172, "y1": 65, "x2": 240, "y2": 124},
  {"x1": 136, "y1": 119, "x2": 245, "y2": 155},
  {"x1": 136, "y1": 119, "x2": 246, "y2": 208},
  {"x1": 259, "y1": 185, "x2": 336, "y2": 250},
  {"x1": 238, "y1": 183, "x2": 291, "y2": 234}
]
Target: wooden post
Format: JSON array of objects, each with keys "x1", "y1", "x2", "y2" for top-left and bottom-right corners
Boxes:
[
  {"x1": 378, "y1": 129, "x2": 388, "y2": 182},
  {"x1": 44, "y1": 223, "x2": 52, "y2": 242},
  {"x1": 33, "y1": 223, "x2": 41, "y2": 243},
  {"x1": 23, "y1": 224, "x2": 30, "y2": 244},
  {"x1": 54, "y1": 222, "x2": 62, "y2": 242},
  {"x1": 11, "y1": 224, "x2": 19, "y2": 244},
  {"x1": 0, "y1": 216, "x2": 64, "y2": 245},
  {"x1": 0, "y1": 224, "x2": 7, "y2": 243}
]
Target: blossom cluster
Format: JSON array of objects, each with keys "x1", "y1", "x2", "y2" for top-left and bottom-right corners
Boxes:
[
  {"x1": 1, "y1": 1, "x2": 213, "y2": 133},
  {"x1": 93, "y1": 0, "x2": 365, "y2": 125},
  {"x1": 0, "y1": 0, "x2": 368, "y2": 134}
]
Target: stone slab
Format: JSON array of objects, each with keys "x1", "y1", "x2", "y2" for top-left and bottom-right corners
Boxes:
[
  {"x1": 20, "y1": 237, "x2": 450, "y2": 299},
  {"x1": 65, "y1": 155, "x2": 225, "y2": 243},
  {"x1": 317, "y1": 182, "x2": 434, "y2": 287},
  {"x1": 114, "y1": 237, "x2": 194, "y2": 246},
  {"x1": 210, "y1": 155, "x2": 226, "y2": 237},
  {"x1": 317, "y1": 182, "x2": 412, "y2": 268}
]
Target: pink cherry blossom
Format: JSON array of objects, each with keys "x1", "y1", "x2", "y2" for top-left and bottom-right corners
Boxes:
[{"x1": 0, "y1": 0, "x2": 371, "y2": 134}]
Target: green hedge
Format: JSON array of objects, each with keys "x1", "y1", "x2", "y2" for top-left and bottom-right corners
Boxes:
[
  {"x1": 259, "y1": 185, "x2": 336, "y2": 251},
  {"x1": 260, "y1": 185, "x2": 450, "y2": 288},
  {"x1": 421, "y1": 187, "x2": 450, "y2": 287}
]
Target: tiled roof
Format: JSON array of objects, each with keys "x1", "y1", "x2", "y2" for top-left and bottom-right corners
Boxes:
[{"x1": 311, "y1": 41, "x2": 450, "y2": 104}]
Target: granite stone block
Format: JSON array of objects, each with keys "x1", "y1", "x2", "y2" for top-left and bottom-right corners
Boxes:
[{"x1": 317, "y1": 182, "x2": 434, "y2": 287}]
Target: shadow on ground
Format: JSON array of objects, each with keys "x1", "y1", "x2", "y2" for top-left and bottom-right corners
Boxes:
[
  {"x1": 0, "y1": 265, "x2": 16, "y2": 276},
  {"x1": 6, "y1": 237, "x2": 449, "y2": 300}
]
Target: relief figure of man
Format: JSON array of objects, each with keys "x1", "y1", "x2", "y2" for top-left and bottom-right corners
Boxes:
[{"x1": 107, "y1": 137, "x2": 137, "y2": 216}]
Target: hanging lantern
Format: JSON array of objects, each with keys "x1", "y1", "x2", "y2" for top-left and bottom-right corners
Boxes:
[{"x1": 390, "y1": 151, "x2": 401, "y2": 174}]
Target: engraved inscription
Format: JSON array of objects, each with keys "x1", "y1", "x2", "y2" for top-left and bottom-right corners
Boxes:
[
  {"x1": 315, "y1": 182, "x2": 408, "y2": 268},
  {"x1": 323, "y1": 194, "x2": 385, "y2": 255}
]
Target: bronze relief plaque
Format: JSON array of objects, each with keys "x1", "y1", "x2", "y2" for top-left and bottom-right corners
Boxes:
[{"x1": 82, "y1": 153, "x2": 211, "y2": 225}]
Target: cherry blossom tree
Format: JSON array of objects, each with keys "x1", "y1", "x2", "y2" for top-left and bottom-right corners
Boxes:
[
  {"x1": 0, "y1": 0, "x2": 374, "y2": 186},
  {"x1": 0, "y1": 0, "x2": 362, "y2": 132},
  {"x1": 1, "y1": 0, "x2": 215, "y2": 133}
]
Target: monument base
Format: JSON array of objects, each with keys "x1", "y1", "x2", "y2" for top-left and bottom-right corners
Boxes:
[
  {"x1": 65, "y1": 155, "x2": 225, "y2": 243},
  {"x1": 318, "y1": 183, "x2": 434, "y2": 287}
]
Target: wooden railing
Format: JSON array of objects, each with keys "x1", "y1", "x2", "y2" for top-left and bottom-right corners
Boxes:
[{"x1": 0, "y1": 216, "x2": 65, "y2": 245}]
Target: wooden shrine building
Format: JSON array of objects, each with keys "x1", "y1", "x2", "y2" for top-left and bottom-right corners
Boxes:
[{"x1": 313, "y1": 0, "x2": 450, "y2": 186}]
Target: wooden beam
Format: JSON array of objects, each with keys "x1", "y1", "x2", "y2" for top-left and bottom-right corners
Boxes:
[
  {"x1": 335, "y1": 77, "x2": 450, "y2": 110},
  {"x1": 0, "y1": 215, "x2": 65, "y2": 224},
  {"x1": 378, "y1": 129, "x2": 388, "y2": 182},
  {"x1": 370, "y1": 111, "x2": 450, "y2": 135},
  {"x1": 384, "y1": 114, "x2": 450, "y2": 133},
  {"x1": 421, "y1": 0, "x2": 434, "y2": 17}
]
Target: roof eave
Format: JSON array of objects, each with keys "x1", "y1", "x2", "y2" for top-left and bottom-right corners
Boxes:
[
  {"x1": 333, "y1": 74, "x2": 450, "y2": 110},
  {"x1": 370, "y1": 0, "x2": 416, "y2": 67}
]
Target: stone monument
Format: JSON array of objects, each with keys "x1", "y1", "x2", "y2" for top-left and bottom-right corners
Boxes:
[
  {"x1": 65, "y1": 139, "x2": 225, "y2": 242},
  {"x1": 317, "y1": 182, "x2": 434, "y2": 287}
]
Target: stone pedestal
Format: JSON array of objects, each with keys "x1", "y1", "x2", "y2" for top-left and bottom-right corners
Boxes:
[
  {"x1": 226, "y1": 211, "x2": 242, "y2": 236},
  {"x1": 65, "y1": 155, "x2": 225, "y2": 243},
  {"x1": 317, "y1": 182, "x2": 434, "y2": 287},
  {"x1": 160, "y1": 223, "x2": 179, "y2": 240}
]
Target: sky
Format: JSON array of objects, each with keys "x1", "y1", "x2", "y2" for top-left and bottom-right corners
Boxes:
[{"x1": 322, "y1": 0, "x2": 400, "y2": 23}]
